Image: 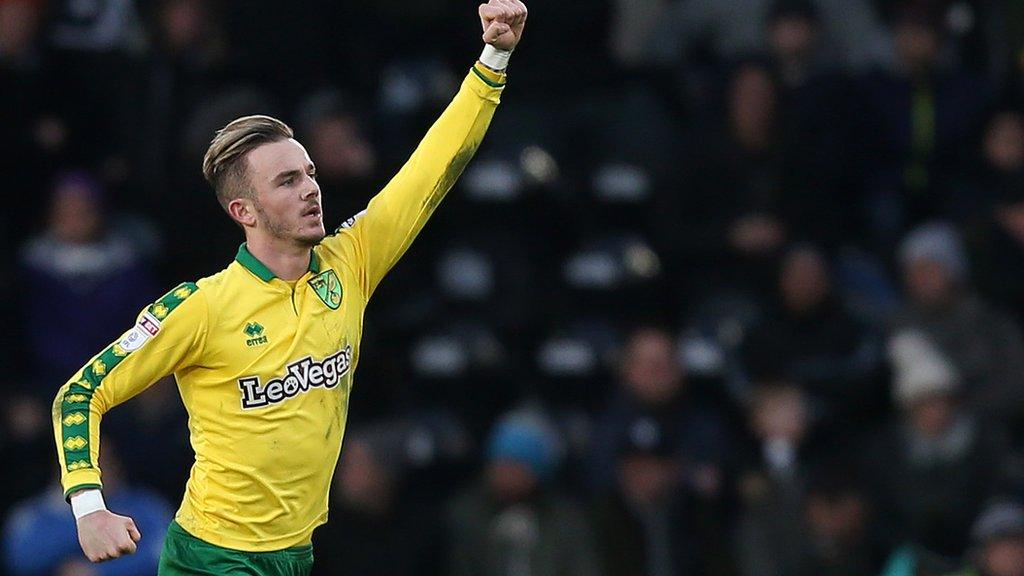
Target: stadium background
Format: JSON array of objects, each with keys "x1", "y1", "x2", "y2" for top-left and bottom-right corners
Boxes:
[{"x1": 3, "y1": 0, "x2": 1024, "y2": 574}]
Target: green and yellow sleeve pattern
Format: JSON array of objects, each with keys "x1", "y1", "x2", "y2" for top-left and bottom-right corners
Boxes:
[{"x1": 53, "y1": 282, "x2": 207, "y2": 498}]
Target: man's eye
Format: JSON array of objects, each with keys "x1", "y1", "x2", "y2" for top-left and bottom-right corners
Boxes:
[{"x1": 282, "y1": 177, "x2": 294, "y2": 186}]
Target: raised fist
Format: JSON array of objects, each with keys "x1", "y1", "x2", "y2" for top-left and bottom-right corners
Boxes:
[{"x1": 479, "y1": 0, "x2": 527, "y2": 51}]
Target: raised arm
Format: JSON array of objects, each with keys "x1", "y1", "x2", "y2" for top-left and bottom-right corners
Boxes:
[
  {"x1": 52, "y1": 282, "x2": 208, "y2": 563},
  {"x1": 321, "y1": 0, "x2": 528, "y2": 299}
]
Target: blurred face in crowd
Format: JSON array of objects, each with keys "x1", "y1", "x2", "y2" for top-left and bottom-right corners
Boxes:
[
  {"x1": 0, "y1": 0, "x2": 40, "y2": 58},
  {"x1": 160, "y1": 0, "x2": 209, "y2": 52},
  {"x1": 617, "y1": 454, "x2": 680, "y2": 506},
  {"x1": 50, "y1": 179, "x2": 103, "y2": 244},
  {"x1": 6, "y1": 396, "x2": 46, "y2": 442},
  {"x1": 805, "y1": 491, "x2": 868, "y2": 548},
  {"x1": 241, "y1": 139, "x2": 326, "y2": 248},
  {"x1": 907, "y1": 394, "x2": 957, "y2": 438},
  {"x1": 981, "y1": 535, "x2": 1024, "y2": 576},
  {"x1": 769, "y1": 14, "x2": 818, "y2": 64},
  {"x1": 996, "y1": 202, "x2": 1024, "y2": 244},
  {"x1": 779, "y1": 247, "x2": 830, "y2": 314},
  {"x1": 621, "y1": 329, "x2": 683, "y2": 406},
  {"x1": 730, "y1": 65, "x2": 777, "y2": 152},
  {"x1": 486, "y1": 460, "x2": 538, "y2": 503},
  {"x1": 751, "y1": 384, "x2": 808, "y2": 443},
  {"x1": 904, "y1": 258, "x2": 956, "y2": 308},
  {"x1": 337, "y1": 440, "x2": 393, "y2": 514},
  {"x1": 894, "y1": 22, "x2": 940, "y2": 75},
  {"x1": 309, "y1": 116, "x2": 376, "y2": 182},
  {"x1": 985, "y1": 113, "x2": 1024, "y2": 172}
]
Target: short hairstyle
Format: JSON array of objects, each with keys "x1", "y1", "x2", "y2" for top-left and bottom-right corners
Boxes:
[{"x1": 202, "y1": 115, "x2": 294, "y2": 208}]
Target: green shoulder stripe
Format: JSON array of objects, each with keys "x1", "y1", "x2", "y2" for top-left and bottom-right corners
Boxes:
[
  {"x1": 148, "y1": 282, "x2": 199, "y2": 321},
  {"x1": 59, "y1": 282, "x2": 199, "y2": 473}
]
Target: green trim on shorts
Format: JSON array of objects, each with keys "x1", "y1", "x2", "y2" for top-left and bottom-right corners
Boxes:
[{"x1": 158, "y1": 521, "x2": 313, "y2": 576}]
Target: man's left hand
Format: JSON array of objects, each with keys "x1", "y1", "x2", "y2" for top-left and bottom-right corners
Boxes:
[{"x1": 479, "y1": 0, "x2": 528, "y2": 51}]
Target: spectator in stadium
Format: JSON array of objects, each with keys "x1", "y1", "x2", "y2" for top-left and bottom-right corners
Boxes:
[
  {"x1": 640, "y1": 0, "x2": 887, "y2": 70},
  {"x1": 677, "y1": 60, "x2": 788, "y2": 295},
  {"x1": 592, "y1": 411, "x2": 725, "y2": 575},
  {"x1": 765, "y1": 3, "x2": 855, "y2": 245},
  {"x1": 446, "y1": 409, "x2": 602, "y2": 576},
  {"x1": 736, "y1": 382, "x2": 833, "y2": 575},
  {"x1": 0, "y1": 0, "x2": 65, "y2": 242},
  {"x1": 0, "y1": 395, "x2": 53, "y2": 524},
  {"x1": 967, "y1": 110, "x2": 1024, "y2": 329},
  {"x1": 19, "y1": 172, "x2": 158, "y2": 389},
  {"x1": 312, "y1": 426, "x2": 442, "y2": 576},
  {"x1": 587, "y1": 326, "x2": 728, "y2": 496},
  {"x1": 894, "y1": 222, "x2": 1024, "y2": 423},
  {"x1": 854, "y1": 2, "x2": 991, "y2": 240},
  {"x1": 865, "y1": 330, "x2": 1008, "y2": 558},
  {"x1": 44, "y1": 0, "x2": 145, "y2": 167},
  {"x1": 1, "y1": 443, "x2": 172, "y2": 576},
  {"x1": 963, "y1": 500, "x2": 1024, "y2": 576},
  {"x1": 129, "y1": 0, "x2": 230, "y2": 197},
  {"x1": 739, "y1": 462, "x2": 884, "y2": 576},
  {"x1": 742, "y1": 244, "x2": 882, "y2": 422},
  {"x1": 294, "y1": 90, "x2": 378, "y2": 220}
]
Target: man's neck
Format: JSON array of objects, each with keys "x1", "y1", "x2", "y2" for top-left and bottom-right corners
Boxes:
[{"x1": 245, "y1": 235, "x2": 311, "y2": 281}]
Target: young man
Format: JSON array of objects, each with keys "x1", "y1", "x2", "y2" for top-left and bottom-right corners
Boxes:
[{"x1": 50, "y1": 2, "x2": 528, "y2": 573}]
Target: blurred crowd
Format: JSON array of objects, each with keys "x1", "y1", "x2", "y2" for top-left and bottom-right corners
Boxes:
[{"x1": 4, "y1": 0, "x2": 1024, "y2": 575}]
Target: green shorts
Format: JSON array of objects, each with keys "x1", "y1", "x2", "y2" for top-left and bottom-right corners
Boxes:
[{"x1": 158, "y1": 521, "x2": 314, "y2": 576}]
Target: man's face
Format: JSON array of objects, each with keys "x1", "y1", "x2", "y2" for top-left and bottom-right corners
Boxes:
[
  {"x1": 245, "y1": 139, "x2": 325, "y2": 247},
  {"x1": 981, "y1": 535, "x2": 1024, "y2": 576},
  {"x1": 779, "y1": 248, "x2": 830, "y2": 314},
  {"x1": 895, "y1": 23, "x2": 939, "y2": 73},
  {"x1": 770, "y1": 15, "x2": 817, "y2": 62},
  {"x1": 622, "y1": 330, "x2": 683, "y2": 406},
  {"x1": 985, "y1": 113, "x2": 1024, "y2": 172},
  {"x1": 904, "y1": 258, "x2": 955, "y2": 308}
]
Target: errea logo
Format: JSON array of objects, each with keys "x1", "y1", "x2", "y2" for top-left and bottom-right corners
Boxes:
[{"x1": 244, "y1": 322, "x2": 268, "y2": 347}]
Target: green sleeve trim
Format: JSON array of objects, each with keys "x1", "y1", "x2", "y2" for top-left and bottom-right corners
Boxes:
[
  {"x1": 147, "y1": 282, "x2": 200, "y2": 321},
  {"x1": 471, "y1": 65, "x2": 506, "y2": 88},
  {"x1": 64, "y1": 484, "x2": 102, "y2": 501},
  {"x1": 60, "y1": 282, "x2": 200, "y2": 473}
]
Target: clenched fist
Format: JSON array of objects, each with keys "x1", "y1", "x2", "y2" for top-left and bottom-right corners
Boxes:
[
  {"x1": 76, "y1": 510, "x2": 141, "y2": 563},
  {"x1": 479, "y1": 0, "x2": 528, "y2": 51}
]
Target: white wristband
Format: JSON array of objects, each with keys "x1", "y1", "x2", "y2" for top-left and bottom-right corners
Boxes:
[
  {"x1": 70, "y1": 489, "x2": 107, "y2": 520},
  {"x1": 479, "y1": 44, "x2": 512, "y2": 71}
]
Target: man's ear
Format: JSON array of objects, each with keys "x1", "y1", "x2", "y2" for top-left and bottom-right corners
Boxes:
[{"x1": 227, "y1": 197, "x2": 258, "y2": 228}]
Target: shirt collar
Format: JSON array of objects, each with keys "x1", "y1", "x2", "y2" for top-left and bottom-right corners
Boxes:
[{"x1": 235, "y1": 243, "x2": 320, "y2": 282}]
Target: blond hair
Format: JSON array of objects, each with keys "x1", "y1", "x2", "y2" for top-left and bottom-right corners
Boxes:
[{"x1": 202, "y1": 115, "x2": 294, "y2": 207}]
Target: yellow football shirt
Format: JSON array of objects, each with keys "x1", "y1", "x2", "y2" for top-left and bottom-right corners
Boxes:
[{"x1": 52, "y1": 63, "x2": 506, "y2": 552}]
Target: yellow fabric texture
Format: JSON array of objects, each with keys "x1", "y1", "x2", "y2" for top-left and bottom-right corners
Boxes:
[{"x1": 53, "y1": 65, "x2": 504, "y2": 551}]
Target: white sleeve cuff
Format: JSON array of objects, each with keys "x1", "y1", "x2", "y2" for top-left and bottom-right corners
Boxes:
[
  {"x1": 70, "y1": 489, "x2": 107, "y2": 519},
  {"x1": 479, "y1": 45, "x2": 512, "y2": 71}
]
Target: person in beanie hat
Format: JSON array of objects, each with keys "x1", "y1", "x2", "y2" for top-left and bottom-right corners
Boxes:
[
  {"x1": 966, "y1": 500, "x2": 1024, "y2": 576},
  {"x1": 894, "y1": 221, "x2": 1024, "y2": 428},
  {"x1": 864, "y1": 330, "x2": 1010, "y2": 558},
  {"x1": 446, "y1": 408, "x2": 602, "y2": 576}
]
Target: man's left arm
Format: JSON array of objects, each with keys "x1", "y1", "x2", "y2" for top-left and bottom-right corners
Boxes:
[{"x1": 323, "y1": 0, "x2": 527, "y2": 298}]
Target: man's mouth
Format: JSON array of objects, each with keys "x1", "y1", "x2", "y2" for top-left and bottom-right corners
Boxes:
[{"x1": 303, "y1": 205, "x2": 322, "y2": 218}]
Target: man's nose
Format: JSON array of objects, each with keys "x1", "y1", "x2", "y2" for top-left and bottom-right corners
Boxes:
[{"x1": 301, "y1": 183, "x2": 319, "y2": 200}]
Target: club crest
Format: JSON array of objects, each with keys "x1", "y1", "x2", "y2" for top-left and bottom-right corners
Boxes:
[{"x1": 309, "y1": 270, "x2": 342, "y2": 310}]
